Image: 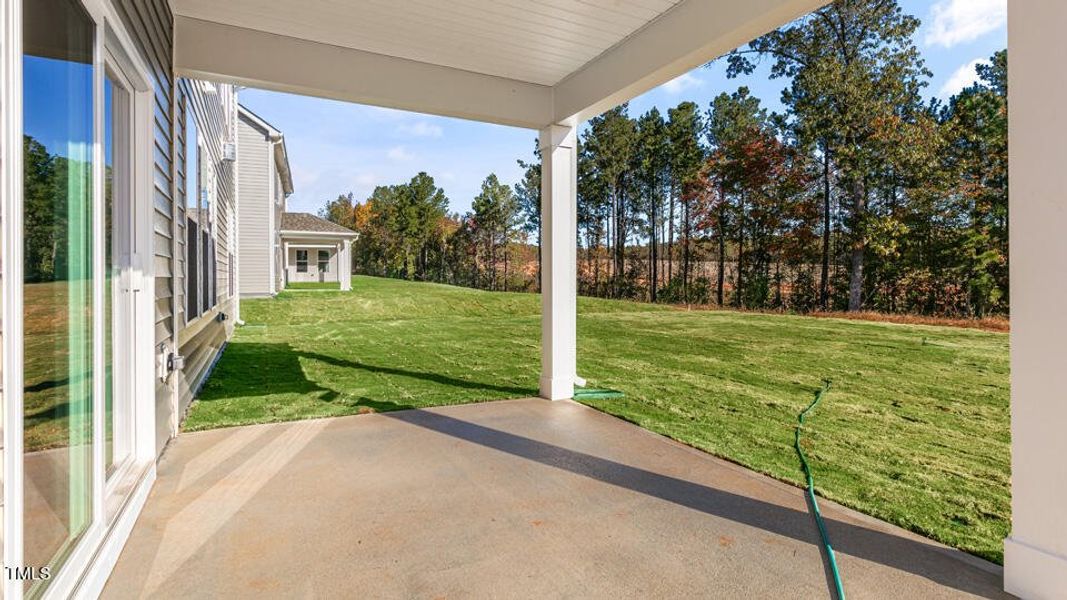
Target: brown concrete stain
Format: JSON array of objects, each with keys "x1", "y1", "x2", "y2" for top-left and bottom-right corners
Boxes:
[
  {"x1": 247, "y1": 577, "x2": 281, "y2": 591},
  {"x1": 762, "y1": 535, "x2": 791, "y2": 547},
  {"x1": 718, "y1": 535, "x2": 735, "y2": 548},
  {"x1": 530, "y1": 519, "x2": 545, "y2": 527}
]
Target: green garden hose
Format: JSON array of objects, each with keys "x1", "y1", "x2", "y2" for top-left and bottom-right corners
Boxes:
[
  {"x1": 795, "y1": 380, "x2": 846, "y2": 600},
  {"x1": 572, "y1": 388, "x2": 625, "y2": 400},
  {"x1": 574, "y1": 381, "x2": 842, "y2": 598}
]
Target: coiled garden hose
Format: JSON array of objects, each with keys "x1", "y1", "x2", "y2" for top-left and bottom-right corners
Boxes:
[{"x1": 795, "y1": 380, "x2": 846, "y2": 600}]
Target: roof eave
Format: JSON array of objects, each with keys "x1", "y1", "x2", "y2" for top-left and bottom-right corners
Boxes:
[{"x1": 280, "y1": 229, "x2": 359, "y2": 239}]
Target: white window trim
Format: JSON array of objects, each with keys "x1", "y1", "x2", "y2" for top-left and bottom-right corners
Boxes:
[
  {"x1": 318, "y1": 249, "x2": 331, "y2": 273},
  {"x1": 296, "y1": 249, "x2": 309, "y2": 273},
  {"x1": 1, "y1": 0, "x2": 28, "y2": 592}
]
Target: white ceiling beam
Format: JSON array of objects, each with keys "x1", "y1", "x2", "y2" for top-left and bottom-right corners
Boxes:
[
  {"x1": 174, "y1": 16, "x2": 554, "y2": 130},
  {"x1": 551, "y1": 0, "x2": 828, "y2": 124}
]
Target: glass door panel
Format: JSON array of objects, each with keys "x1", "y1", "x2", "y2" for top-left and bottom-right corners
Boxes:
[
  {"x1": 22, "y1": 0, "x2": 96, "y2": 594},
  {"x1": 104, "y1": 67, "x2": 134, "y2": 478}
]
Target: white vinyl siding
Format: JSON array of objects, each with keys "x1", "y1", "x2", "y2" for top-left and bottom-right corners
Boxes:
[
  {"x1": 175, "y1": 79, "x2": 237, "y2": 419},
  {"x1": 236, "y1": 114, "x2": 273, "y2": 296},
  {"x1": 111, "y1": 0, "x2": 179, "y2": 454}
]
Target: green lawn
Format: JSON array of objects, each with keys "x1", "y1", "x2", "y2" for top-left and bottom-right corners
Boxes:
[
  {"x1": 285, "y1": 281, "x2": 341, "y2": 290},
  {"x1": 188, "y1": 275, "x2": 1010, "y2": 563}
]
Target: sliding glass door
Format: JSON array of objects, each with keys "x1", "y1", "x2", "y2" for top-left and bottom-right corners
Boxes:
[
  {"x1": 22, "y1": 0, "x2": 96, "y2": 594},
  {"x1": 104, "y1": 63, "x2": 135, "y2": 479},
  {"x1": 5, "y1": 0, "x2": 159, "y2": 592}
]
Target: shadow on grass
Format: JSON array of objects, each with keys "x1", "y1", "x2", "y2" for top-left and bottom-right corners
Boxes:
[{"x1": 198, "y1": 342, "x2": 534, "y2": 405}]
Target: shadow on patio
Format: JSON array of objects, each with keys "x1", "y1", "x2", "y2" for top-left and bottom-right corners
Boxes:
[{"x1": 103, "y1": 399, "x2": 1008, "y2": 599}]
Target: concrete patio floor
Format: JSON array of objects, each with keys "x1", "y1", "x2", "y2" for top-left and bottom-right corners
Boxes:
[{"x1": 102, "y1": 398, "x2": 1009, "y2": 599}]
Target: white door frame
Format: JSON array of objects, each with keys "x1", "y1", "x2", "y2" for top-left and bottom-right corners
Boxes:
[
  {"x1": 99, "y1": 22, "x2": 156, "y2": 502},
  {"x1": 1, "y1": 0, "x2": 158, "y2": 597},
  {"x1": 1, "y1": 0, "x2": 28, "y2": 590}
]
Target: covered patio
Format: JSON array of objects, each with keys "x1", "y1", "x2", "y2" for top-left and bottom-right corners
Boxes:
[
  {"x1": 2, "y1": 0, "x2": 1057, "y2": 596},
  {"x1": 102, "y1": 399, "x2": 1006, "y2": 598},
  {"x1": 164, "y1": 0, "x2": 1063, "y2": 597}
]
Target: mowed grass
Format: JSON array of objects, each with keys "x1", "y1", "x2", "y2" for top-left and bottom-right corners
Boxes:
[
  {"x1": 286, "y1": 281, "x2": 341, "y2": 290},
  {"x1": 187, "y1": 275, "x2": 1010, "y2": 563}
]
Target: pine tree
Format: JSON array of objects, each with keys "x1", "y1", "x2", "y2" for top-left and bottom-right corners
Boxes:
[
  {"x1": 666, "y1": 102, "x2": 705, "y2": 302},
  {"x1": 635, "y1": 108, "x2": 669, "y2": 301},
  {"x1": 582, "y1": 105, "x2": 637, "y2": 298},
  {"x1": 472, "y1": 173, "x2": 519, "y2": 291},
  {"x1": 727, "y1": 0, "x2": 930, "y2": 311},
  {"x1": 515, "y1": 139, "x2": 542, "y2": 289}
]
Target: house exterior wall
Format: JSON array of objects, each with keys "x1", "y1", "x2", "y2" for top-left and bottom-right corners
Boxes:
[
  {"x1": 285, "y1": 243, "x2": 340, "y2": 284},
  {"x1": 237, "y1": 114, "x2": 274, "y2": 297},
  {"x1": 175, "y1": 78, "x2": 237, "y2": 421},
  {"x1": 110, "y1": 0, "x2": 181, "y2": 456}
]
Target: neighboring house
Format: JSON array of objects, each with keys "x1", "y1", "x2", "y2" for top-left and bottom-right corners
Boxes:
[
  {"x1": 236, "y1": 105, "x2": 294, "y2": 297},
  {"x1": 237, "y1": 105, "x2": 357, "y2": 293},
  {"x1": 280, "y1": 212, "x2": 357, "y2": 289}
]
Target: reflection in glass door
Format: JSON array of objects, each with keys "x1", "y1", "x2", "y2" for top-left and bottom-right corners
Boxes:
[
  {"x1": 22, "y1": 0, "x2": 96, "y2": 594},
  {"x1": 104, "y1": 65, "x2": 135, "y2": 479}
]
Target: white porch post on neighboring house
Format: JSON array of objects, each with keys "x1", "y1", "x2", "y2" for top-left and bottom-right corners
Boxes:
[
  {"x1": 539, "y1": 123, "x2": 577, "y2": 400},
  {"x1": 1004, "y1": 2, "x2": 1067, "y2": 597},
  {"x1": 340, "y1": 239, "x2": 352, "y2": 291}
]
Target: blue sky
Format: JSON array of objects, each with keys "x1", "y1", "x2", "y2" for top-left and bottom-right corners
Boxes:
[{"x1": 241, "y1": 0, "x2": 1006, "y2": 216}]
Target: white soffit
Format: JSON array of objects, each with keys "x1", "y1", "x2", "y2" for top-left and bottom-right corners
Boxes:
[{"x1": 170, "y1": 0, "x2": 684, "y2": 87}]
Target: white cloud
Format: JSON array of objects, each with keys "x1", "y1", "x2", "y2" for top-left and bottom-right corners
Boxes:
[
  {"x1": 397, "y1": 121, "x2": 444, "y2": 138},
  {"x1": 939, "y1": 58, "x2": 988, "y2": 98},
  {"x1": 925, "y1": 0, "x2": 1006, "y2": 48},
  {"x1": 386, "y1": 145, "x2": 414, "y2": 161},
  {"x1": 660, "y1": 72, "x2": 702, "y2": 95}
]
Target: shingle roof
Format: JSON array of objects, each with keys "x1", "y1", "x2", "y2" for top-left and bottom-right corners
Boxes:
[{"x1": 280, "y1": 212, "x2": 358, "y2": 236}]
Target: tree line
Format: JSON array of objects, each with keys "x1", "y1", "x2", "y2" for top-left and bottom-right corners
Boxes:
[{"x1": 323, "y1": 0, "x2": 1008, "y2": 317}]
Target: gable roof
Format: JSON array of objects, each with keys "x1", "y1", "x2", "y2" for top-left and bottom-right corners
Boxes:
[
  {"x1": 280, "y1": 212, "x2": 358, "y2": 237},
  {"x1": 238, "y1": 103, "x2": 281, "y2": 136},
  {"x1": 238, "y1": 104, "x2": 294, "y2": 197}
]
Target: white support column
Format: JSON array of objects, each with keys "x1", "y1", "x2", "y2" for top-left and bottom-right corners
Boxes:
[
  {"x1": 340, "y1": 239, "x2": 352, "y2": 291},
  {"x1": 1004, "y1": 2, "x2": 1067, "y2": 597},
  {"x1": 539, "y1": 124, "x2": 577, "y2": 401}
]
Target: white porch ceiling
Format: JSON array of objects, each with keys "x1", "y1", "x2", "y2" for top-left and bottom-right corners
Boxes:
[
  {"x1": 172, "y1": 0, "x2": 827, "y2": 128},
  {"x1": 171, "y1": 0, "x2": 685, "y2": 86}
]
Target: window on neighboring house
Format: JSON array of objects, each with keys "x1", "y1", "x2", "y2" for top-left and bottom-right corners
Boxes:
[
  {"x1": 184, "y1": 90, "x2": 219, "y2": 322},
  {"x1": 185, "y1": 104, "x2": 201, "y2": 320},
  {"x1": 318, "y1": 250, "x2": 330, "y2": 273},
  {"x1": 296, "y1": 249, "x2": 308, "y2": 273}
]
